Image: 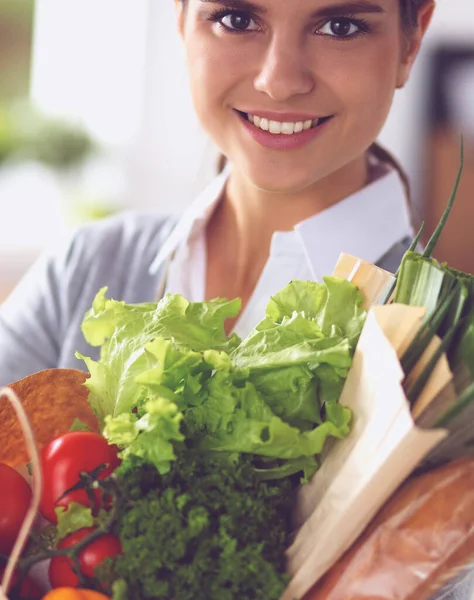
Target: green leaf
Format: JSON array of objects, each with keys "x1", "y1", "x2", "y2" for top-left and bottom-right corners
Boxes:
[
  {"x1": 392, "y1": 252, "x2": 445, "y2": 319},
  {"x1": 451, "y1": 319, "x2": 474, "y2": 377},
  {"x1": 77, "y1": 290, "x2": 241, "y2": 426},
  {"x1": 401, "y1": 284, "x2": 458, "y2": 375},
  {"x1": 266, "y1": 280, "x2": 328, "y2": 323},
  {"x1": 265, "y1": 278, "x2": 365, "y2": 345},
  {"x1": 55, "y1": 502, "x2": 95, "y2": 541},
  {"x1": 152, "y1": 293, "x2": 242, "y2": 352},
  {"x1": 250, "y1": 366, "x2": 321, "y2": 427},
  {"x1": 69, "y1": 418, "x2": 90, "y2": 432},
  {"x1": 423, "y1": 136, "x2": 464, "y2": 258},
  {"x1": 317, "y1": 277, "x2": 366, "y2": 344},
  {"x1": 435, "y1": 380, "x2": 474, "y2": 428},
  {"x1": 112, "y1": 579, "x2": 129, "y2": 600},
  {"x1": 253, "y1": 456, "x2": 319, "y2": 481},
  {"x1": 104, "y1": 398, "x2": 185, "y2": 475},
  {"x1": 103, "y1": 413, "x2": 139, "y2": 446},
  {"x1": 231, "y1": 313, "x2": 352, "y2": 372},
  {"x1": 184, "y1": 370, "x2": 240, "y2": 435},
  {"x1": 200, "y1": 403, "x2": 351, "y2": 467},
  {"x1": 380, "y1": 223, "x2": 425, "y2": 304},
  {"x1": 78, "y1": 280, "x2": 361, "y2": 480}
]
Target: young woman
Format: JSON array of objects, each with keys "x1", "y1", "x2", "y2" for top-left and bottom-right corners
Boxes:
[
  {"x1": 2, "y1": 3, "x2": 474, "y2": 598},
  {"x1": 0, "y1": 0, "x2": 434, "y2": 385}
]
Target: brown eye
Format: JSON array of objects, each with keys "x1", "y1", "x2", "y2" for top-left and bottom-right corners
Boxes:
[
  {"x1": 318, "y1": 18, "x2": 360, "y2": 38},
  {"x1": 221, "y1": 12, "x2": 255, "y2": 31},
  {"x1": 330, "y1": 19, "x2": 353, "y2": 36}
]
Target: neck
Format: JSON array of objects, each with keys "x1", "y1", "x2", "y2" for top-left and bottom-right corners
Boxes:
[
  {"x1": 229, "y1": 153, "x2": 368, "y2": 247},
  {"x1": 205, "y1": 153, "x2": 369, "y2": 304}
]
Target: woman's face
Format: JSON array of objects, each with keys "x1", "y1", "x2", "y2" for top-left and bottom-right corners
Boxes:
[{"x1": 177, "y1": 0, "x2": 431, "y2": 193}]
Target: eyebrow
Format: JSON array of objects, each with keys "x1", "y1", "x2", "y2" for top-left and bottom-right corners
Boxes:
[{"x1": 199, "y1": 0, "x2": 386, "y2": 17}]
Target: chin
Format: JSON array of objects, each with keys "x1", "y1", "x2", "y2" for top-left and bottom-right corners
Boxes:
[{"x1": 242, "y1": 157, "x2": 329, "y2": 195}]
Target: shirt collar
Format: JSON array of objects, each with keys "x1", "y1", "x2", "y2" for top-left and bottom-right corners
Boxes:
[
  {"x1": 149, "y1": 166, "x2": 230, "y2": 274},
  {"x1": 294, "y1": 169, "x2": 412, "y2": 280},
  {"x1": 149, "y1": 164, "x2": 411, "y2": 277}
]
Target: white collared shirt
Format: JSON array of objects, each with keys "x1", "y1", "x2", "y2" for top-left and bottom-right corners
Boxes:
[{"x1": 149, "y1": 160, "x2": 412, "y2": 338}]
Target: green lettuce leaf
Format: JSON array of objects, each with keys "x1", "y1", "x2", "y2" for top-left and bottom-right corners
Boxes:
[
  {"x1": 104, "y1": 398, "x2": 185, "y2": 474},
  {"x1": 199, "y1": 401, "x2": 351, "y2": 479},
  {"x1": 78, "y1": 278, "x2": 364, "y2": 481},
  {"x1": 77, "y1": 289, "x2": 241, "y2": 425},
  {"x1": 265, "y1": 277, "x2": 365, "y2": 344},
  {"x1": 249, "y1": 366, "x2": 320, "y2": 428}
]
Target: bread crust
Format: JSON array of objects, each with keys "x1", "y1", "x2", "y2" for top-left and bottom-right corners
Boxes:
[
  {"x1": 305, "y1": 458, "x2": 474, "y2": 600},
  {"x1": 0, "y1": 369, "x2": 98, "y2": 466}
]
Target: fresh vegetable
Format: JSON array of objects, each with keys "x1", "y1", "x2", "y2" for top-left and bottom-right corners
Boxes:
[
  {"x1": 393, "y1": 250, "x2": 474, "y2": 427},
  {"x1": 13, "y1": 279, "x2": 365, "y2": 599},
  {"x1": 41, "y1": 588, "x2": 111, "y2": 600},
  {"x1": 50, "y1": 453, "x2": 297, "y2": 599},
  {"x1": 55, "y1": 502, "x2": 107, "y2": 542},
  {"x1": 79, "y1": 279, "x2": 363, "y2": 480},
  {"x1": 0, "y1": 463, "x2": 32, "y2": 555},
  {"x1": 383, "y1": 139, "x2": 474, "y2": 448},
  {"x1": 49, "y1": 527, "x2": 122, "y2": 589},
  {"x1": 57, "y1": 453, "x2": 297, "y2": 600},
  {"x1": 0, "y1": 565, "x2": 42, "y2": 599},
  {"x1": 39, "y1": 432, "x2": 121, "y2": 523}
]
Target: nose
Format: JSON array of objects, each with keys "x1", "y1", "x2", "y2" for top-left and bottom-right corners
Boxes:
[{"x1": 254, "y1": 35, "x2": 315, "y2": 102}]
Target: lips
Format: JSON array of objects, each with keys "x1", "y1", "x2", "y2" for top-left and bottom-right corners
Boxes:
[
  {"x1": 236, "y1": 110, "x2": 333, "y2": 136},
  {"x1": 236, "y1": 109, "x2": 329, "y2": 121},
  {"x1": 235, "y1": 109, "x2": 334, "y2": 151}
]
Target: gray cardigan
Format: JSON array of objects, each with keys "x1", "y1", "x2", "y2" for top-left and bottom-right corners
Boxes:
[
  {"x1": 0, "y1": 212, "x2": 174, "y2": 386},
  {"x1": 0, "y1": 212, "x2": 472, "y2": 599},
  {"x1": 0, "y1": 210, "x2": 411, "y2": 387}
]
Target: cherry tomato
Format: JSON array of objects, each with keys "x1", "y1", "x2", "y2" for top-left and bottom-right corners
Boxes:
[
  {"x1": 49, "y1": 527, "x2": 122, "y2": 589},
  {"x1": 0, "y1": 565, "x2": 42, "y2": 599},
  {"x1": 38, "y1": 432, "x2": 121, "y2": 523},
  {"x1": 0, "y1": 463, "x2": 32, "y2": 554}
]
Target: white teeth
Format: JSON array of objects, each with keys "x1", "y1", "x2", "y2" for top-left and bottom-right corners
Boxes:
[
  {"x1": 281, "y1": 122, "x2": 295, "y2": 135},
  {"x1": 269, "y1": 120, "x2": 282, "y2": 134},
  {"x1": 246, "y1": 112, "x2": 323, "y2": 135}
]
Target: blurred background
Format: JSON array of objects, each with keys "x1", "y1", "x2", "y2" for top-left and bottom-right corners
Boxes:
[{"x1": 0, "y1": 0, "x2": 473, "y2": 303}]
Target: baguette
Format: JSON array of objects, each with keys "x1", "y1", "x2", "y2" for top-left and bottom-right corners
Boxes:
[
  {"x1": 305, "y1": 458, "x2": 474, "y2": 600},
  {"x1": 0, "y1": 368, "x2": 99, "y2": 466}
]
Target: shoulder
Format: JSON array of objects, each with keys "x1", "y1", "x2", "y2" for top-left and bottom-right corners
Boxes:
[
  {"x1": 64, "y1": 211, "x2": 177, "y2": 262},
  {"x1": 47, "y1": 210, "x2": 178, "y2": 309},
  {"x1": 55, "y1": 211, "x2": 176, "y2": 266}
]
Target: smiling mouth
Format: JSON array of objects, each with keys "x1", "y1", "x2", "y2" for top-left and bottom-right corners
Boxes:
[{"x1": 236, "y1": 110, "x2": 333, "y2": 135}]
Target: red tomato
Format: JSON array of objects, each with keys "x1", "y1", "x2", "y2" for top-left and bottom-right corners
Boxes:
[
  {"x1": 0, "y1": 463, "x2": 32, "y2": 554},
  {"x1": 38, "y1": 432, "x2": 121, "y2": 524},
  {"x1": 49, "y1": 527, "x2": 122, "y2": 589},
  {"x1": 0, "y1": 565, "x2": 43, "y2": 599}
]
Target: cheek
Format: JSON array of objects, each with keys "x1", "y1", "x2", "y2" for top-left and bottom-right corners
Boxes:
[
  {"x1": 329, "y1": 36, "x2": 402, "y2": 133},
  {"x1": 184, "y1": 35, "x2": 245, "y2": 132}
]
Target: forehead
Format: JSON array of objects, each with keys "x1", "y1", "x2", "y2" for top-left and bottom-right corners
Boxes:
[{"x1": 192, "y1": 0, "x2": 398, "y2": 15}]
